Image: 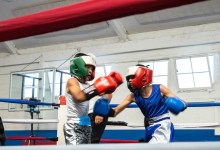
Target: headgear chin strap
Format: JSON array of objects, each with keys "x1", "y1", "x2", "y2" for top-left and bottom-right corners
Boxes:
[
  {"x1": 126, "y1": 66, "x2": 153, "y2": 92},
  {"x1": 70, "y1": 53, "x2": 96, "y2": 82}
]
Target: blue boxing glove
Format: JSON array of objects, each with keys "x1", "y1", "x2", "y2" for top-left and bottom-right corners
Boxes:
[
  {"x1": 93, "y1": 97, "x2": 115, "y2": 117},
  {"x1": 164, "y1": 97, "x2": 187, "y2": 115}
]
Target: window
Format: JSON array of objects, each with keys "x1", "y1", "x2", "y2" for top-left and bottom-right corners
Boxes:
[
  {"x1": 53, "y1": 70, "x2": 71, "y2": 96},
  {"x1": 23, "y1": 73, "x2": 39, "y2": 98},
  {"x1": 176, "y1": 55, "x2": 213, "y2": 89},
  {"x1": 141, "y1": 60, "x2": 168, "y2": 87},
  {"x1": 12, "y1": 69, "x2": 56, "y2": 104},
  {"x1": 53, "y1": 65, "x2": 112, "y2": 96},
  {"x1": 96, "y1": 65, "x2": 111, "y2": 76}
]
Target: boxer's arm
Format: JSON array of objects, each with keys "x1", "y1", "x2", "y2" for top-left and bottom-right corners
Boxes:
[
  {"x1": 104, "y1": 93, "x2": 113, "y2": 100},
  {"x1": 66, "y1": 77, "x2": 87, "y2": 102},
  {"x1": 94, "y1": 115, "x2": 104, "y2": 124},
  {"x1": 160, "y1": 84, "x2": 176, "y2": 97},
  {"x1": 93, "y1": 93, "x2": 134, "y2": 117},
  {"x1": 160, "y1": 84, "x2": 187, "y2": 115},
  {"x1": 114, "y1": 93, "x2": 135, "y2": 116}
]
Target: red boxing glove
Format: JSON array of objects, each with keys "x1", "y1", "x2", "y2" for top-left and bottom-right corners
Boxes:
[
  {"x1": 94, "y1": 72, "x2": 123, "y2": 94},
  {"x1": 108, "y1": 72, "x2": 123, "y2": 86}
]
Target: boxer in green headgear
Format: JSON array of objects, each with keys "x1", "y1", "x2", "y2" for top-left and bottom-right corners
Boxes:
[
  {"x1": 70, "y1": 53, "x2": 96, "y2": 83},
  {"x1": 64, "y1": 52, "x2": 123, "y2": 145}
]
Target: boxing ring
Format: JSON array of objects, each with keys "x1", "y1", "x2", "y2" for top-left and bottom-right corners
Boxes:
[
  {"x1": 0, "y1": 142, "x2": 220, "y2": 150},
  {"x1": 0, "y1": 98, "x2": 59, "y2": 146},
  {"x1": 0, "y1": 0, "x2": 219, "y2": 149},
  {"x1": 1, "y1": 97, "x2": 220, "y2": 145}
]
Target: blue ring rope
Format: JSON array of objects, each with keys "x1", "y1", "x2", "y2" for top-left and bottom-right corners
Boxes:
[
  {"x1": 187, "y1": 102, "x2": 220, "y2": 107},
  {"x1": 0, "y1": 98, "x2": 58, "y2": 106},
  {"x1": 110, "y1": 104, "x2": 137, "y2": 108},
  {"x1": 1, "y1": 98, "x2": 220, "y2": 107},
  {"x1": 110, "y1": 102, "x2": 220, "y2": 108}
]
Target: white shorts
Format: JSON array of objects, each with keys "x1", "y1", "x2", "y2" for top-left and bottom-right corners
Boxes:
[{"x1": 145, "y1": 113, "x2": 174, "y2": 143}]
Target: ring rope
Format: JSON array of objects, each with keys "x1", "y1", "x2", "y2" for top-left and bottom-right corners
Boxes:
[
  {"x1": 0, "y1": 98, "x2": 59, "y2": 106},
  {"x1": 100, "y1": 139, "x2": 139, "y2": 143},
  {"x1": 187, "y1": 102, "x2": 220, "y2": 107},
  {"x1": 6, "y1": 136, "x2": 58, "y2": 141},
  {"x1": 0, "y1": 0, "x2": 205, "y2": 42},
  {"x1": 107, "y1": 121, "x2": 220, "y2": 128},
  {"x1": 110, "y1": 101, "x2": 220, "y2": 108},
  {"x1": 1, "y1": 99, "x2": 218, "y2": 108}
]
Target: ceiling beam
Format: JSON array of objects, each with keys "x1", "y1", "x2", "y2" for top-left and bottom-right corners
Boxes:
[
  {"x1": 3, "y1": 41, "x2": 17, "y2": 54},
  {"x1": 108, "y1": 19, "x2": 128, "y2": 41}
]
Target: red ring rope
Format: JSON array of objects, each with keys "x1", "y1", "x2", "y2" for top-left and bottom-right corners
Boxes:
[
  {"x1": 6, "y1": 136, "x2": 58, "y2": 141},
  {"x1": 0, "y1": 0, "x2": 205, "y2": 42}
]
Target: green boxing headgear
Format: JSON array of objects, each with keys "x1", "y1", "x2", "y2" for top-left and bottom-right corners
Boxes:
[{"x1": 70, "y1": 53, "x2": 96, "y2": 80}]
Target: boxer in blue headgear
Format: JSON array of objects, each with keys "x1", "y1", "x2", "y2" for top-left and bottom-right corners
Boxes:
[{"x1": 94, "y1": 64, "x2": 187, "y2": 143}]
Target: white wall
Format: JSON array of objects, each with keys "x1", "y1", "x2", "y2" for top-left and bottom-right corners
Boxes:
[{"x1": 1, "y1": 22, "x2": 220, "y2": 133}]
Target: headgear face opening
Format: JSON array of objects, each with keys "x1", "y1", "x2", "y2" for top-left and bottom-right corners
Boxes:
[
  {"x1": 126, "y1": 66, "x2": 153, "y2": 92},
  {"x1": 70, "y1": 53, "x2": 96, "y2": 81}
]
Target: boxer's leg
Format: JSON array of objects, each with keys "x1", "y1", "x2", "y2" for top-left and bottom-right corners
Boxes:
[
  {"x1": 63, "y1": 122, "x2": 91, "y2": 145},
  {"x1": 149, "y1": 120, "x2": 174, "y2": 143}
]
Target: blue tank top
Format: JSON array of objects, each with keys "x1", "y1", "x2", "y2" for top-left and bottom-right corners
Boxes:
[{"x1": 134, "y1": 84, "x2": 168, "y2": 118}]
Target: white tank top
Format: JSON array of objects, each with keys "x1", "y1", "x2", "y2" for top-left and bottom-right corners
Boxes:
[{"x1": 65, "y1": 80, "x2": 90, "y2": 118}]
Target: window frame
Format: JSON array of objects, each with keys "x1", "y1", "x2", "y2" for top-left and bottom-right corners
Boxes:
[
  {"x1": 139, "y1": 59, "x2": 169, "y2": 87},
  {"x1": 96, "y1": 65, "x2": 112, "y2": 76},
  {"x1": 175, "y1": 55, "x2": 214, "y2": 92},
  {"x1": 53, "y1": 65, "x2": 112, "y2": 96}
]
